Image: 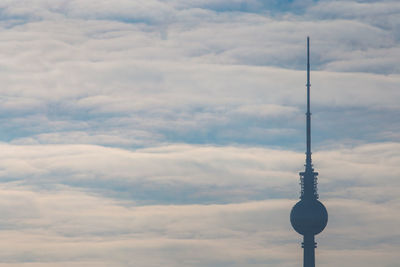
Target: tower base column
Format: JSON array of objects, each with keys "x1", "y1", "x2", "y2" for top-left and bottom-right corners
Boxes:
[{"x1": 302, "y1": 234, "x2": 316, "y2": 267}]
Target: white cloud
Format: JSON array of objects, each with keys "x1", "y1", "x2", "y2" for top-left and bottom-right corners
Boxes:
[
  {"x1": 0, "y1": 0, "x2": 397, "y2": 266},
  {"x1": 0, "y1": 141, "x2": 395, "y2": 265},
  {"x1": 0, "y1": 183, "x2": 397, "y2": 266},
  {"x1": 0, "y1": 142, "x2": 397, "y2": 205}
]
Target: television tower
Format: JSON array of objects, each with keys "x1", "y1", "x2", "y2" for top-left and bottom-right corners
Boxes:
[{"x1": 290, "y1": 37, "x2": 328, "y2": 267}]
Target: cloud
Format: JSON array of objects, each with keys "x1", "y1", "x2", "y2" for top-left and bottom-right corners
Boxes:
[
  {"x1": 0, "y1": 141, "x2": 396, "y2": 265},
  {"x1": 0, "y1": 142, "x2": 398, "y2": 206},
  {"x1": 0, "y1": 0, "x2": 398, "y2": 266},
  {"x1": 0, "y1": 52, "x2": 399, "y2": 147},
  {"x1": 0, "y1": 0, "x2": 398, "y2": 149},
  {"x1": 0, "y1": 186, "x2": 296, "y2": 266},
  {"x1": 0, "y1": 183, "x2": 397, "y2": 266}
]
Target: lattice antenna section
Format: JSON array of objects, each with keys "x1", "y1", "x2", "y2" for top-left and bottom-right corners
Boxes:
[{"x1": 299, "y1": 171, "x2": 319, "y2": 200}]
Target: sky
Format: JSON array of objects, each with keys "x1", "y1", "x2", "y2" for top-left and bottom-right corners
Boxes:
[{"x1": 0, "y1": 0, "x2": 399, "y2": 266}]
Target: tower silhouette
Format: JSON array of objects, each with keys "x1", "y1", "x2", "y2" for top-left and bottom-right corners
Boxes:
[{"x1": 290, "y1": 37, "x2": 328, "y2": 267}]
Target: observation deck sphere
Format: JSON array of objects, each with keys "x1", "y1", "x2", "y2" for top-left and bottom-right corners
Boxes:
[{"x1": 290, "y1": 199, "x2": 328, "y2": 235}]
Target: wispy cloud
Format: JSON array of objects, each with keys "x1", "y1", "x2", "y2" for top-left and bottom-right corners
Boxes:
[
  {"x1": 0, "y1": 0, "x2": 398, "y2": 266},
  {"x1": 0, "y1": 141, "x2": 398, "y2": 266}
]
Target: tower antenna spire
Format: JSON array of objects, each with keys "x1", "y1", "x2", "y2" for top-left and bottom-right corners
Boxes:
[{"x1": 306, "y1": 36, "x2": 312, "y2": 170}]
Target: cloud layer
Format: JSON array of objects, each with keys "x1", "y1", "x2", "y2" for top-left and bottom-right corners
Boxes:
[
  {"x1": 0, "y1": 0, "x2": 398, "y2": 266},
  {"x1": 0, "y1": 143, "x2": 398, "y2": 266}
]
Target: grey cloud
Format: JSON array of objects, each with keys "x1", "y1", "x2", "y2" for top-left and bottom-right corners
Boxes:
[
  {"x1": 0, "y1": 185, "x2": 397, "y2": 266},
  {"x1": 1, "y1": 45, "x2": 399, "y2": 147},
  {"x1": 0, "y1": 1, "x2": 397, "y2": 265},
  {"x1": 0, "y1": 144, "x2": 301, "y2": 203},
  {"x1": 0, "y1": 142, "x2": 398, "y2": 206},
  {"x1": 0, "y1": 187, "x2": 298, "y2": 266},
  {"x1": 0, "y1": 0, "x2": 398, "y2": 74}
]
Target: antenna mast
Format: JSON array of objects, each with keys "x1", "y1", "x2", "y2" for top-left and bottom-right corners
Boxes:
[{"x1": 306, "y1": 36, "x2": 312, "y2": 170}]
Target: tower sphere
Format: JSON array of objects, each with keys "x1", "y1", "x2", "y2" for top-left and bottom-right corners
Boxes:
[{"x1": 290, "y1": 199, "x2": 328, "y2": 235}]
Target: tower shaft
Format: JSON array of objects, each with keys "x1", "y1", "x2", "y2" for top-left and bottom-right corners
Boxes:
[{"x1": 303, "y1": 235, "x2": 316, "y2": 267}]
